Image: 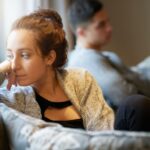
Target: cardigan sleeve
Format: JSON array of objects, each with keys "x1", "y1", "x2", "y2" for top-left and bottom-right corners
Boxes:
[
  {"x1": 0, "y1": 85, "x2": 27, "y2": 113},
  {"x1": 79, "y1": 71, "x2": 114, "y2": 131}
]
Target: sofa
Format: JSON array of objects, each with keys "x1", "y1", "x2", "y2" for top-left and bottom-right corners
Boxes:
[{"x1": 0, "y1": 103, "x2": 150, "y2": 150}]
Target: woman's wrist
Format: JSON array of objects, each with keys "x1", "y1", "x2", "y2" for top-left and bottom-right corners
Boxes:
[{"x1": 0, "y1": 60, "x2": 11, "y2": 73}]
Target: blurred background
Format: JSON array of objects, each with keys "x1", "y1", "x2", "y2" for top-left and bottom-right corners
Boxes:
[{"x1": 0, "y1": 0, "x2": 150, "y2": 66}]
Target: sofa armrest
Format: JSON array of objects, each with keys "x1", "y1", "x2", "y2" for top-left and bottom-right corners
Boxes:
[{"x1": 1, "y1": 103, "x2": 150, "y2": 150}]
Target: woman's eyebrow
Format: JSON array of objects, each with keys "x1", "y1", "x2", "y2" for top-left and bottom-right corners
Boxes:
[{"x1": 6, "y1": 48, "x2": 32, "y2": 52}]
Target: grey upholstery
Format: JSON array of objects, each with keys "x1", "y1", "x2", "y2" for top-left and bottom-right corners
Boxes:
[{"x1": 0, "y1": 103, "x2": 150, "y2": 150}]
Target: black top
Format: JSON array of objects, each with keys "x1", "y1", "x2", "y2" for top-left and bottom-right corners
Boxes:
[{"x1": 35, "y1": 91, "x2": 85, "y2": 129}]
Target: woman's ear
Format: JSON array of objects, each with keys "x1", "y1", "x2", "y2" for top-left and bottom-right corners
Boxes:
[{"x1": 46, "y1": 50, "x2": 56, "y2": 65}]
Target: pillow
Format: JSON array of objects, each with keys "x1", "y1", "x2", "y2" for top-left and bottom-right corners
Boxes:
[
  {"x1": 89, "y1": 131, "x2": 150, "y2": 150},
  {"x1": 0, "y1": 103, "x2": 62, "y2": 150},
  {"x1": 1, "y1": 103, "x2": 150, "y2": 150},
  {"x1": 0, "y1": 103, "x2": 89, "y2": 150}
]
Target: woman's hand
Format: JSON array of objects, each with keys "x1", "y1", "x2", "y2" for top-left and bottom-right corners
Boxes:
[
  {"x1": 0, "y1": 60, "x2": 16, "y2": 90},
  {"x1": 0, "y1": 60, "x2": 11, "y2": 73}
]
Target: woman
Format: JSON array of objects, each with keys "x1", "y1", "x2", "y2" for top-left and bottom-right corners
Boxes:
[{"x1": 0, "y1": 9, "x2": 114, "y2": 131}]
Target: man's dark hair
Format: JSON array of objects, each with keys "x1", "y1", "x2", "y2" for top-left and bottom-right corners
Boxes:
[{"x1": 67, "y1": 0, "x2": 103, "y2": 33}]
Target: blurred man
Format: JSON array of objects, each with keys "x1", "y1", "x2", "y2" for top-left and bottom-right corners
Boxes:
[{"x1": 67, "y1": 0, "x2": 150, "y2": 110}]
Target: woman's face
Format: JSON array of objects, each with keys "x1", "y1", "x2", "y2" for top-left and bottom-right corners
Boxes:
[{"x1": 6, "y1": 29, "x2": 52, "y2": 86}]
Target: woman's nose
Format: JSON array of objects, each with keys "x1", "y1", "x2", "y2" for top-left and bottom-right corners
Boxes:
[{"x1": 11, "y1": 57, "x2": 20, "y2": 71}]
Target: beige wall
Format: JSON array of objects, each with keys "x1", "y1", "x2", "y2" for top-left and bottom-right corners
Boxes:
[
  {"x1": 1, "y1": 0, "x2": 150, "y2": 66},
  {"x1": 101, "y1": 0, "x2": 150, "y2": 66}
]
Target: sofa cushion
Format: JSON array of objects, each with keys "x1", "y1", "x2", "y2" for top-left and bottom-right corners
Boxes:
[
  {"x1": 89, "y1": 131, "x2": 150, "y2": 150},
  {"x1": 1, "y1": 103, "x2": 150, "y2": 150},
  {"x1": 0, "y1": 103, "x2": 62, "y2": 150}
]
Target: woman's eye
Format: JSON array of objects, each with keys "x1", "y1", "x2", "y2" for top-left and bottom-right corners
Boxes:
[
  {"x1": 21, "y1": 53, "x2": 30, "y2": 59},
  {"x1": 6, "y1": 54, "x2": 13, "y2": 60}
]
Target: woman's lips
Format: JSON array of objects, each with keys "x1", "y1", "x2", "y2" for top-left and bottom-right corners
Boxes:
[{"x1": 16, "y1": 75, "x2": 26, "y2": 79}]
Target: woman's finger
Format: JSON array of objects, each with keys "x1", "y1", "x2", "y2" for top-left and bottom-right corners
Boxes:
[{"x1": 6, "y1": 71, "x2": 16, "y2": 90}]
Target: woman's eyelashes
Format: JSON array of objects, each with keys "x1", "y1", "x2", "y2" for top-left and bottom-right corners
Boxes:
[
  {"x1": 6, "y1": 52, "x2": 13, "y2": 60},
  {"x1": 6, "y1": 52, "x2": 31, "y2": 60},
  {"x1": 21, "y1": 52, "x2": 30, "y2": 59}
]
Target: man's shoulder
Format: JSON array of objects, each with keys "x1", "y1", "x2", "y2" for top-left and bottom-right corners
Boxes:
[
  {"x1": 68, "y1": 48, "x2": 103, "y2": 66},
  {"x1": 102, "y1": 51, "x2": 123, "y2": 65},
  {"x1": 135, "y1": 56, "x2": 150, "y2": 69},
  {"x1": 69, "y1": 47, "x2": 98, "y2": 57},
  {"x1": 102, "y1": 51, "x2": 119, "y2": 58}
]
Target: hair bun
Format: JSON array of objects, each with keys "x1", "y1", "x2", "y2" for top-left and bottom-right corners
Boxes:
[{"x1": 31, "y1": 9, "x2": 63, "y2": 28}]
